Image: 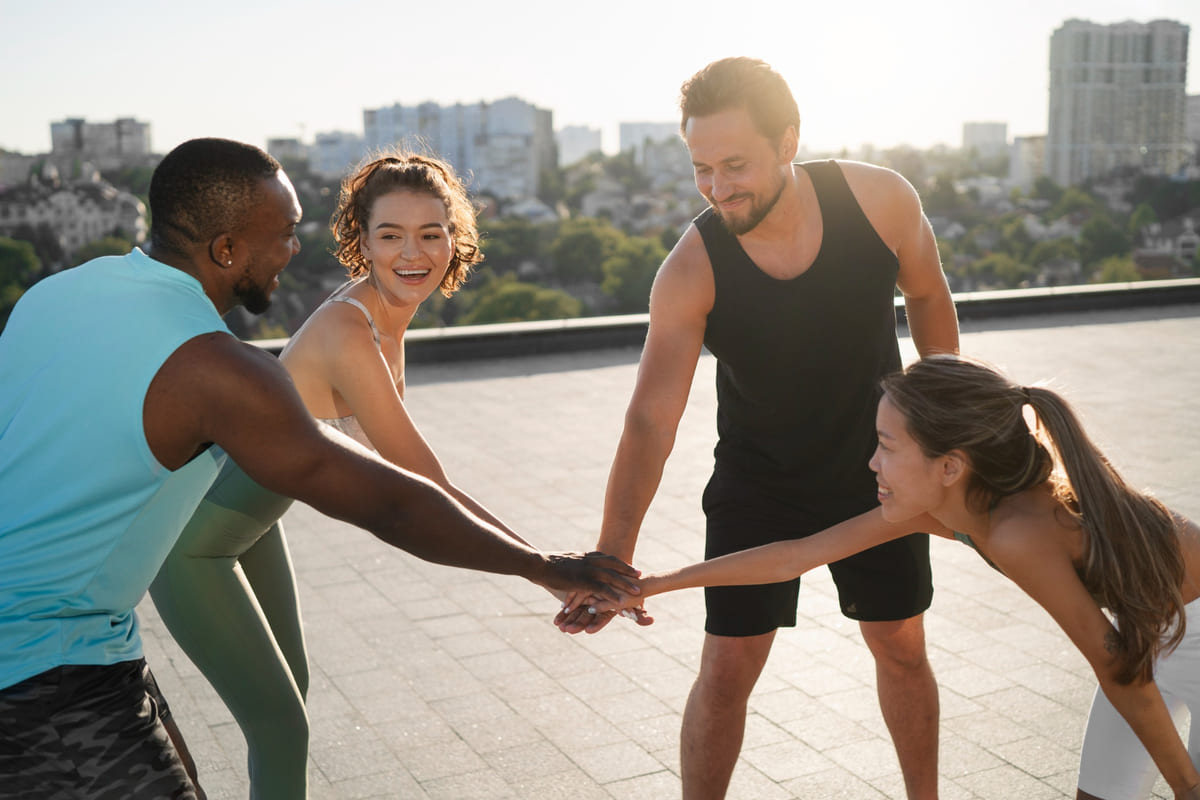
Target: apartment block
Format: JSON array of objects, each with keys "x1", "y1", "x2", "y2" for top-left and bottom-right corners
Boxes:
[
  {"x1": 1047, "y1": 19, "x2": 1190, "y2": 185},
  {"x1": 363, "y1": 97, "x2": 554, "y2": 200}
]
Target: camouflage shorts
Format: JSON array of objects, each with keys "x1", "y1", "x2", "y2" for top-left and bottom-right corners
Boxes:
[{"x1": 0, "y1": 658, "x2": 196, "y2": 799}]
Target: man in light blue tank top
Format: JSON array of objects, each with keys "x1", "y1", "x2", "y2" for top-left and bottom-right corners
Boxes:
[{"x1": 0, "y1": 138, "x2": 641, "y2": 799}]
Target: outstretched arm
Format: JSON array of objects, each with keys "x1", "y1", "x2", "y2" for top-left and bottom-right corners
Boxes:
[
  {"x1": 144, "y1": 333, "x2": 640, "y2": 603},
  {"x1": 557, "y1": 230, "x2": 712, "y2": 633},
  {"x1": 585, "y1": 508, "x2": 949, "y2": 613}
]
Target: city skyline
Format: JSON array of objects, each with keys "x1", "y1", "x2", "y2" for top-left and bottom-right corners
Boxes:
[{"x1": 1, "y1": 0, "x2": 1197, "y2": 159}]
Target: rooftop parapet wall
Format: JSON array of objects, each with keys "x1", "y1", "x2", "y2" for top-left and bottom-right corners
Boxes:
[{"x1": 254, "y1": 278, "x2": 1200, "y2": 363}]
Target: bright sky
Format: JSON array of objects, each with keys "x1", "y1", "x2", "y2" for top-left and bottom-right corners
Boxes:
[{"x1": 1, "y1": 0, "x2": 1196, "y2": 157}]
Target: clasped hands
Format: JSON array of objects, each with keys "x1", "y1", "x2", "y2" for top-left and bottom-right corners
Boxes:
[{"x1": 542, "y1": 550, "x2": 653, "y2": 633}]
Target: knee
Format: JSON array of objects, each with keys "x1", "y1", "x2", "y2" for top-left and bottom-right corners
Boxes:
[
  {"x1": 860, "y1": 617, "x2": 930, "y2": 672},
  {"x1": 694, "y1": 635, "x2": 773, "y2": 706}
]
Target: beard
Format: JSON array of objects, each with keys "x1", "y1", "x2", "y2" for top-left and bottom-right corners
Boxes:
[
  {"x1": 713, "y1": 171, "x2": 787, "y2": 235},
  {"x1": 232, "y1": 265, "x2": 274, "y2": 315}
]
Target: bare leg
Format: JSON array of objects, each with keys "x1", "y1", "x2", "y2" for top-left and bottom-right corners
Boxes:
[
  {"x1": 680, "y1": 631, "x2": 775, "y2": 800},
  {"x1": 861, "y1": 615, "x2": 939, "y2": 800}
]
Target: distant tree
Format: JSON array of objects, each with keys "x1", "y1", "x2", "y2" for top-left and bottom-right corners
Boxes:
[
  {"x1": 998, "y1": 215, "x2": 1034, "y2": 262},
  {"x1": 549, "y1": 217, "x2": 623, "y2": 283},
  {"x1": 462, "y1": 276, "x2": 582, "y2": 324},
  {"x1": 9, "y1": 223, "x2": 65, "y2": 272},
  {"x1": 971, "y1": 252, "x2": 1032, "y2": 289},
  {"x1": 479, "y1": 218, "x2": 545, "y2": 275},
  {"x1": 1032, "y1": 176, "x2": 1064, "y2": 205},
  {"x1": 0, "y1": 236, "x2": 41, "y2": 288},
  {"x1": 601, "y1": 235, "x2": 667, "y2": 312},
  {"x1": 1047, "y1": 187, "x2": 1098, "y2": 220},
  {"x1": 922, "y1": 173, "x2": 963, "y2": 217},
  {"x1": 1092, "y1": 256, "x2": 1141, "y2": 284},
  {"x1": 0, "y1": 236, "x2": 40, "y2": 331},
  {"x1": 72, "y1": 235, "x2": 133, "y2": 266},
  {"x1": 1079, "y1": 216, "x2": 1130, "y2": 268},
  {"x1": 1128, "y1": 175, "x2": 1200, "y2": 221},
  {"x1": 1028, "y1": 237, "x2": 1079, "y2": 266},
  {"x1": 1126, "y1": 202, "x2": 1157, "y2": 240}
]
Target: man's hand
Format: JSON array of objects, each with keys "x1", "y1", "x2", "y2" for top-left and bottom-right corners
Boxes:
[{"x1": 537, "y1": 551, "x2": 641, "y2": 607}]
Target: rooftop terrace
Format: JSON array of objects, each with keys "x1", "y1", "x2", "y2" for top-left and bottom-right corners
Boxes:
[{"x1": 139, "y1": 297, "x2": 1200, "y2": 799}]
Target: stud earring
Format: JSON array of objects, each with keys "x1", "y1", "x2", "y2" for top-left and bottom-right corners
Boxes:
[{"x1": 227, "y1": 260, "x2": 233, "y2": 265}]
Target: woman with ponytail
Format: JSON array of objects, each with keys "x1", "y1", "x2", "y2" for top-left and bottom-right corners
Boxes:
[{"x1": 584, "y1": 355, "x2": 1200, "y2": 799}]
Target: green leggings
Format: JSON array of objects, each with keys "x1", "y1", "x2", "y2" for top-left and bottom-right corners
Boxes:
[{"x1": 149, "y1": 455, "x2": 307, "y2": 800}]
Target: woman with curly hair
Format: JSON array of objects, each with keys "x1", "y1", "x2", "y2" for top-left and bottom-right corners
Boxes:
[
  {"x1": 150, "y1": 150, "x2": 526, "y2": 799},
  {"x1": 587, "y1": 355, "x2": 1200, "y2": 799}
]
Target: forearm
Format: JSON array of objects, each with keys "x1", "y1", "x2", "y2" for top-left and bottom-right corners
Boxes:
[
  {"x1": 1100, "y1": 679, "x2": 1200, "y2": 791},
  {"x1": 904, "y1": 291, "x2": 959, "y2": 356},
  {"x1": 596, "y1": 422, "x2": 674, "y2": 560},
  {"x1": 640, "y1": 508, "x2": 937, "y2": 601}
]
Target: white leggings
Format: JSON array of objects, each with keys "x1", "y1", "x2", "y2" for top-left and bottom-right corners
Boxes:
[{"x1": 1077, "y1": 598, "x2": 1200, "y2": 799}]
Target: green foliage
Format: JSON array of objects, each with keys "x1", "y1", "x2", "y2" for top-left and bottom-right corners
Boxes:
[
  {"x1": 1028, "y1": 237, "x2": 1079, "y2": 266},
  {"x1": 0, "y1": 237, "x2": 40, "y2": 332},
  {"x1": 601, "y1": 236, "x2": 667, "y2": 312},
  {"x1": 1032, "y1": 176, "x2": 1064, "y2": 205},
  {"x1": 1079, "y1": 216, "x2": 1130, "y2": 268},
  {"x1": 1047, "y1": 187, "x2": 1097, "y2": 220},
  {"x1": 9, "y1": 223, "x2": 65, "y2": 271},
  {"x1": 922, "y1": 173, "x2": 963, "y2": 217},
  {"x1": 0, "y1": 236, "x2": 40, "y2": 287},
  {"x1": 462, "y1": 276, "x2": 582, "y2": 324},
  {"x1": 1092, "y1": 256, "x2": 1141, "y2": 283},
  {"x1": 479, "y1": 218, "x2": 545, "y2": 275},
  {"x1": 971, "y1": 252, "x2": 1033, "y2": 289},
  {"x1": 549, "y1": 217, "x2": 623, "y2": 283},
  {"x1": 1128, "y1": 176, "x2": 1200, "y2": 221},
  {"x1": 1126, "y1": 203, "x2": 1157, "y2": 239},
  {"x1": 72, "y1": 235, "x2": 132, "y2": 266}
]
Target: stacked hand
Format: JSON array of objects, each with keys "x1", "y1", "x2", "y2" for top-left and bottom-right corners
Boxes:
[{"x1": 538, "y1": 551, "x2": 643, "y2": 611}]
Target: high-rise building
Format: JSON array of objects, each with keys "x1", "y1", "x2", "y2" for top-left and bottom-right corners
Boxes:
[
  {"x1": 48, "y1": 118, "x2": 152, "y2": 172},
  {"x1": 962, "y1": 122, "x2": 1008, "y2": 160},
  {"x1": 1047, "y1": 19, "x2": 1190, "y2": 185},
  {"x1": 1008, "y1": 135, "x2": 1047, "y2": 192},
  {"x1": 1187, "y1": 94, "x2": 1200, "y2": 163},
  {"x1": 556, "y1": 125, "x2": 603, "y2": 167},
  {"x1": 619, "y1": 122, "x2": 678, "y2": 166},
  {"x1": 363, "y1": 97, "x2": 554, "y2": 200}
]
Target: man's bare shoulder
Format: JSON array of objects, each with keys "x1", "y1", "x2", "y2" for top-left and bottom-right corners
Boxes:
[
  {"x1": 652, "y1": 223, "x2": 714, "y2": 315},
  {"x1": 834, "y1": 159, "x2": 913, "y2": 197}
]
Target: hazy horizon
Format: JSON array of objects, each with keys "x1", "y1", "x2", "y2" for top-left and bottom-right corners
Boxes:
[{"x1": 1, "y1": 0, "x2": 1197, "y2": 158}]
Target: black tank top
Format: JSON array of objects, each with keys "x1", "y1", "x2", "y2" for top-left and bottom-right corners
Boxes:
[{"x1": 698, "y1": 160, "x2": 901, "y2": 509}]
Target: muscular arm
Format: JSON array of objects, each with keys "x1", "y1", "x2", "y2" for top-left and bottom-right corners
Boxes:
[
  {"x1": 596, "y1": 230, "x2": 712, "y2": 563},
  {"x1": 988, "y1": 524, "x2": 1200, "y2": 794},
  {"x1": 843, "y1": 162, "x2": 958, "y2": 357},
  {"x1": 144, "y1": 333, "x2": 636, "y2": 598}
]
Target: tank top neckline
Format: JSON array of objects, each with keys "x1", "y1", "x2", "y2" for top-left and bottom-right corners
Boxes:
[{"x1": 706, "y1": 160, "x2": 836, "y2": 286}]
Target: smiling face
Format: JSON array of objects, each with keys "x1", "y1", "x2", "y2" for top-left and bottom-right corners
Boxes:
[
  {"x1": 685, "y1": 107, "x2": 792, "y2": 236},
  {"x1": 358, "y1": 189, "x2": 454, "y2": 305},
  {"x1": 869, "y1": 394, "x2": 953, "y2": 523},
  {"x1": 232, "y1": 171, "x2": 302, "y2": 314}
]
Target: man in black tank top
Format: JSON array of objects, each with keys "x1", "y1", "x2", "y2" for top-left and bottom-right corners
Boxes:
[{"x1": 558, "y1": 59, "x2": 959, "y2": 799}]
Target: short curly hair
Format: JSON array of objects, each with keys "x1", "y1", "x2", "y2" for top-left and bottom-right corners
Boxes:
[{"x1": 331, "y1": 150, "x2": 482, "y2": 296}]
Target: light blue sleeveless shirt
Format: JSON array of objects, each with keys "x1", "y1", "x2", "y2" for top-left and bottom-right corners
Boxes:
[{"x1": 0, "y1": 248, "x2": 229, "y2": 689}]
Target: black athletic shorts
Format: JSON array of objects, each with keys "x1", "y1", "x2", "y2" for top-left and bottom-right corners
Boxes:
[
  {"x1": 702, "y1": 467, "x2": 933, "y2": 637},
  {"x1": 0, "y1": 658, "x2": 195, "y2": 799}
]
